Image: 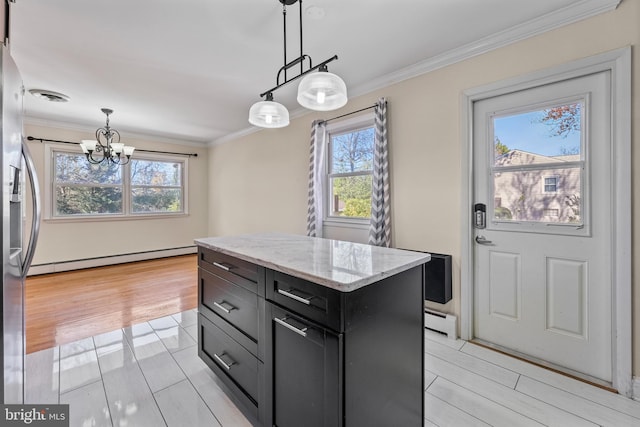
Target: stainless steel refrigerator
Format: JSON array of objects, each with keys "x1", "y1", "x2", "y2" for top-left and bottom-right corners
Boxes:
[{"x1": 1, "y1": 44, "x2": 40, "y2": 404}]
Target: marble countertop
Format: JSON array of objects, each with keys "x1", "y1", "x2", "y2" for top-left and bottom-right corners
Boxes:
[{"x1": 194, "y1": 233, "x2": 430, "y2": 292}]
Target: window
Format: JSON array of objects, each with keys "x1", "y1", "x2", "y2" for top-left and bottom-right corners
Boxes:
[
  {"x1": 325, "y1": 115, "x2": 375, "y2": 221},
  {"x1": 47, "y1": 147, "x2": 187, "y2": 219},
  {"x1": 543, "y1": 176, "x2": 558, "y2": 193},
  {"x1": 491, "y1": 100, "x2": 584, "y2": 225}
]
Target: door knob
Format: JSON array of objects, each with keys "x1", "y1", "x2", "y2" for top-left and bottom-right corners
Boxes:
[{"x1": 475, "y1": 235, "x2": 493, "y2": 245}]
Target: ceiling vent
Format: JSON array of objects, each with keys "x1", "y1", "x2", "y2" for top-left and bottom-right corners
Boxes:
[{"x1": 28, "y1": 89, "x2": 70, "y2": 102}]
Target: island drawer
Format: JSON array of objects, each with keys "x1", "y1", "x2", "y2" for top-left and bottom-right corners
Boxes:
[
  {"x1": 199, "y1": 313, "x2": 260, "y2": 405},
  {"x1": 266, "y1": 269, "x2": 343, "y2": 332},
  {"x1": 199, "y1": 268, "x2": 259, "y2": 347},
  {"x1": 199, "y1": 247, "x2": 262, "y2": 295}
]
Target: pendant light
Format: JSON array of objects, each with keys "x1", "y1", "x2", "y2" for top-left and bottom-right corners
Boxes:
[
  {"x1": 249, "y1": 0, "x2": 347, "y2": 128},
  {"x1": 297, "y1": 64, "x2": 348, "y2": 111},
  {"x1": 248, "y1": 92, "x2": 290, "y2": 128}
]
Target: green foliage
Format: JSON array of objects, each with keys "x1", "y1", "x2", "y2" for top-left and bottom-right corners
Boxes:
[
  {"x1": 331, "y1": 175, "x2": 372, "y2": 218},
  {"x1": 329, "y1": 127, "x2": 375, "y2": 218},
  {"x1": 342, "y1": 198, "x2": 371, "y2": 218},
  {"x1": 494, "y1": 137, "x2": 510, "y2": 155}
]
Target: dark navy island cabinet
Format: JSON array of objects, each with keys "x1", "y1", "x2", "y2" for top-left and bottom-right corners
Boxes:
[{"x1": 197, "y1": 244, "x2": 425, "y2": 427}]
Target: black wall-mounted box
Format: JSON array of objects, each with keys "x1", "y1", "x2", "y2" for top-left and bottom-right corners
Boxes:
[{"x1": 423, "y1": 253, "x2": 452, "y2": 304}]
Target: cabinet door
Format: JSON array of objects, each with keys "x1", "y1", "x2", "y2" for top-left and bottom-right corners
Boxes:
[{"x1": 266, "y1": 303, "x2": 342, "y2": 427}]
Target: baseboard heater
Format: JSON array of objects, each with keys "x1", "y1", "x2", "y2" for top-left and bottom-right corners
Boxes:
[
  {"x1": 424, "y1": 308, "x2": 457, "y2": 340},
  {"x1": 28, "y1": 246, "x2": 197, "y2": 276}
]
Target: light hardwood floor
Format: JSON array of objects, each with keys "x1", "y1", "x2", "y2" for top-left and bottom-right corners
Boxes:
[{"x1": 25, "y1": 254, "x2": 198, "y2": 354}]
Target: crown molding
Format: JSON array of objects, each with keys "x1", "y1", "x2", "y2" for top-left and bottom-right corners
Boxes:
[
  {"x1": 349, "y1": 0, "x2": 622, "y2": 99},
  {"x1": 213, "y1": 0, "x2": 621, "y2": 146},
  {"x1": 24, "y1": 116, "x2": 207, "y2": 148}
]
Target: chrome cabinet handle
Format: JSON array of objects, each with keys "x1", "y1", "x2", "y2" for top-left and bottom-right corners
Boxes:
[
  {"x1": 213, "y1": 353, "x2": 235, "y2": 370},
  {"x1": 213, "y1": 301, "x2": 236, "y2": 314},
  {"x1": 475, "y1": 235, "x2": 493, "y2": 245},
  {"x1": 213, "y1": 261, "x2": 232, "y2": 271},
  {"x1": 274, "y1": 317, "x2": 308, "y2": 337},
  {"x1": 277, "y1": 288, "x2": 313, "y2": 305}
]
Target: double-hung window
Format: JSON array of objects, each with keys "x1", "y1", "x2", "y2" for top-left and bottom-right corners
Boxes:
[
  {"x1": 47, "y1": 146, "x2": 187, "y2": 219},
  {"x1": 324, "y1": 114, "x2": 375, "y2": 224}
]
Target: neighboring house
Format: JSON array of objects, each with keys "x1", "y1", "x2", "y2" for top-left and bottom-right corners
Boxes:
[{"x1": 493, "y1": 149, "x2": 581, "y2": 223}]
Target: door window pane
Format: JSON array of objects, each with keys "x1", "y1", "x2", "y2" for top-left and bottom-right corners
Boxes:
[
  {"x1": 493, "y1": 102, "x2": 582, "y2": 165},
  {"x1": 493, "y1": 168, "x2": 581, "y2": 223},
  {"x1": 492, "y1": 101, "x2": 584, "y2": 225}
]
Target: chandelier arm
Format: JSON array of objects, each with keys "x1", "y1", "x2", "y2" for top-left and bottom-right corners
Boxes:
[
  {"x1": 85, "y1": 151, "x2": 104, "y2": 165},
  {"x1": 260, "y1": 54, "x2": 338, "y2": 99}
]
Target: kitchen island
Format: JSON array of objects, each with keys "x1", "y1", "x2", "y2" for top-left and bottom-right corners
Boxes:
[{"x1": 195, "y1": 233, "x2": 430, "y2": 427}]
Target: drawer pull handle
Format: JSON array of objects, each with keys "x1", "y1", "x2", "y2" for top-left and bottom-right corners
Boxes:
[
  {"x1": 277, "y1": 288, "x2": 313, "y2": 305},
  {"x1": 213, "y1": 352, "x2": 236, "y2": 370},
  {"x1": 274, "y1": 317, "x2": 308, "y2": 337},
  {"x1": 213, "y1": 261, "x2": 233, "y2": 271},
  {"x1": 213, "y1": 301, "x2": 236, "y2": 314}
]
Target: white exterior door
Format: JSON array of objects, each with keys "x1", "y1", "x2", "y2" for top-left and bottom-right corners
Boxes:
[{"x1": 472, "y1": 71, "x2": 613, "y2": 383}]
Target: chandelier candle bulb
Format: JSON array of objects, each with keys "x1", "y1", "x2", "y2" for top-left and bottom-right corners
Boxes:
[
  {"x1": 110, "y1": 143, "x2": 124, "y2": 154},
  {"x1": 80, "y1": 139, "x2": 97, "y2": 152}
]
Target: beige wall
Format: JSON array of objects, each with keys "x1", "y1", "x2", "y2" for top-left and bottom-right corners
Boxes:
[
  {"x1": 208, "y1": 1, "x2": 640, "y2": 375},
  {"x1": 25, "y1": 123, "x2": 209, "y2": 265}
]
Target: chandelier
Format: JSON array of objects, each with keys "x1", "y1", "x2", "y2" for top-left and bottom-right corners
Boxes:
[
  {"x1": 79, "y1": 108, "x2": 135, "y2": 165},
  {"x1": 248, "y1": 0, "x2": 348, "y2": 128}
]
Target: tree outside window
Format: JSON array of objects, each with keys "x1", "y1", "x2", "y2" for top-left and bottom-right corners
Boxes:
[
  {"x1": 328, "y1": 126, "x2": 374, "y2": 219},
  {"x1": 51, "y1": 150, "x2": 185, "y2": 218}
]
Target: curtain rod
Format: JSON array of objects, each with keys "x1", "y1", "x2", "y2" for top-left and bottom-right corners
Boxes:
[
  {"x1": 26, "y1": 136, "x2": 199, "y2": 158},
  {"x1": 319, "y1": 101, "x2": 386, "y2": 125}
]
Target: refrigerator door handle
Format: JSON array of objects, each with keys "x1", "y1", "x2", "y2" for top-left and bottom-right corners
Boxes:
[{"x1": 21, "y1": 141, "x2": 41, "y2": 278}]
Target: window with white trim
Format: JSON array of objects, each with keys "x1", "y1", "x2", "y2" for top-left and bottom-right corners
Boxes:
[
  {"x1": 325, "y1": 115, "x2": 375, "y2": 223},
  {"x1": 543, "y1": 176, "x2": 558, "y2": 193},
  {"x1": 47, "y1": 147, "x2": 187, "y2": 219}
]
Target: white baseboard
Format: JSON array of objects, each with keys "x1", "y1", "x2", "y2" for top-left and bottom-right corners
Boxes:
[
  {"x1": 28, "y1": 246, "x2": 197, "y2": 276},
  {"x1": 424, "y1": 309, "x2": 457, "y2": 340}
]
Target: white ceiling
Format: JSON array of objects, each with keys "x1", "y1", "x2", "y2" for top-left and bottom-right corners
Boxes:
[{"x1": 9, "y1": 0, "x2": 618, "y2": 145}]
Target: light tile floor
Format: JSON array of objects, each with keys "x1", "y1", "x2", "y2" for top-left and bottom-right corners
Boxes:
[
  {"x1": 25, "y1": 310, "x2": 640, "y2": 426},
  {"x1": 26, "y1": 309, "x2": 252, "y2": 427}
]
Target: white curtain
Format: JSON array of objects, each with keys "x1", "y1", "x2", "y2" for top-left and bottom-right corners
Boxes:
[
  {"x1": 369, "y1": 98, "x2": 391, "y2": 247},
  {"x1": 306, "y1": 120, "x2": 326, "y2": 237}
]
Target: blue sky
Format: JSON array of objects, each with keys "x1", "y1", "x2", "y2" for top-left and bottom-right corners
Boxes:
[{"x1": 493, "y1": 109, "x2": 581, "y2": 157}]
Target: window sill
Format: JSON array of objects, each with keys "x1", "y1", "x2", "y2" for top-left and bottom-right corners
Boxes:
[
  {"x1": 323, "y1": 217, "x2": 370, "y2": 230},
  {"x1": 44, "y1": 213, "x2": 189, "y2": 223}
]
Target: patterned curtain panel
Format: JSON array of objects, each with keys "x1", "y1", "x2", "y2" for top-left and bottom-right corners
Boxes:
[
  {"x1": 369, "y1": 98, "x2": 391, "y2": 247},
  {"x1": 306, "y1": 120, "x2": 327, "y2": 237}
]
